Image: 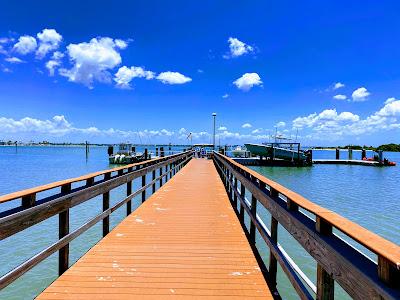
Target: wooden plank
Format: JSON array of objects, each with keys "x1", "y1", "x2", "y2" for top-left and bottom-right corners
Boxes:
[{"x1": 37, "y1": 159, "x2": 272, "y2": 299}]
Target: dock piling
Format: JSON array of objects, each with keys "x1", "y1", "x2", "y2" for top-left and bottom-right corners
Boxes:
[{"x1": 335, "y1": 148, "x2": 340, "y2": 160}]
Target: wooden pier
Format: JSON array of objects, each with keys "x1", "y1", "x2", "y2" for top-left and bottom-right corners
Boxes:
[{"x1": 0, "y1": 151, "x2": 399, "y2": 299}]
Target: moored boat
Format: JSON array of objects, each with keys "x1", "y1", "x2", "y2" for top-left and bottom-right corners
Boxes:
[{"x1": 245, "y1": 143, "x2": 307, "y2": 161}]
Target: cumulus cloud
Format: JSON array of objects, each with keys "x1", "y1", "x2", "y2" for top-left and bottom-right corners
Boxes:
[
  {"x1": 233, "y1": 73, "x2": 262, "y2": 91},
  {"x1": 242, "y1": 123, "x2": 252, "y2": 128},
  {"x1": 13, "y1": 35, "x2": 37, "y2": 55},
  {"x1": 333, "y1": 82, "x2": 345, "y2": 90},
  {"x1": 46, "y1": 51, "x2": 64, "y2": 76},
  {"x1": 218, "y1": 126, "x2": 227, "y2": 131},
  {"x1": 156, "y1": 71, "x2": 192, "y2": 85},
  {"x1": 114, "y1": 66, "x2": 155, "y2": 89},
  {"x1": 36, "y1": 29, "x2": 62, "y2": 58},
  {"x1": 276, "y1": 121, "x2": 286, "y2": 128},
  {"x1": 224, "y1": 37, "x2": 253, "y2": 59},
  {"x1": 222, "y1": 94, "x2": 229, "y2": 99},
  {"x1": 352, "y1": 87, "x2": 370, "y2": 102},
  {"x1": 333, "y1": 94, "x2": 347, "y2": 100},
  {"x1": 5, "y1": 57, "x2": 25, "y2": 64},
  {"x1": 252, "y1": 128, "x2": 263, "y2": 134},
  {"x1": 292, "y1": 98, "x2": 400, "y2": 140},
  {"x1": 59, "y1": 37, "x2": 124, "y2": 88}
]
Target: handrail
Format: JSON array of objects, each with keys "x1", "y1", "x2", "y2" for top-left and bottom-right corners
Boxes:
[
  {"x1": 213, "y1": 151, "x2": 400, "y2": 300},
  {"x1": 0, "y1": 151, "x2": 190, "y2": 204},
  {"x1": 0, "y1": 151, "x2": 193, "y2": 291},
  {"x1": 215, "y1": 152, "x2": 400, "y2": 269}
]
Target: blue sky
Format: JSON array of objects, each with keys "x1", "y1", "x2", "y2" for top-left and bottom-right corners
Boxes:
[{"x1": 0, "y1": 0, "x2": 399, "y2": 145}]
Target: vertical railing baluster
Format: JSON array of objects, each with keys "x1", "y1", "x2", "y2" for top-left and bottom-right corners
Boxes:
[
  {"x1": 316, "y1": 216, "x2": 334, "y2": 300},
  {"x1": 127, "y1": 167, "x2": 132, "y2": 215},
  {"x1": 59, "y1": 183, "x2": 71, "y2": 275},
  {"x1": 159, "y1": 166, "x2": 163, "y2": 187},
  {"x1": 152, "y1": 169, "x2": 156, "y2": 193},
  {"x1": 142, "y1": 165, "x2": 146, "y2": 203},
  {"x1": 233, "y1": 177, "x2": 238, "y2": 211},
  {"x1": 103, "y1": 173, "x2": 111, "y2": 237},
  {"x1": 239, "y1": 182, "x2": 245, "y2": 224},
  {"x1": 269, "y1": 187, "x2": 279, "y2": 289},
  {"x1": 165, "y1": 164, "x2": 168, "y2": 181},
  {"x1": 21, "y1": 193, "x2": 36, "y2": 208}
]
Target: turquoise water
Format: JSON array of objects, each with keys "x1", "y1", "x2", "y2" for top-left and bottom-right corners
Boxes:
[{"x1": 0, "y1": 146, "x2": 399, "y2": 299}]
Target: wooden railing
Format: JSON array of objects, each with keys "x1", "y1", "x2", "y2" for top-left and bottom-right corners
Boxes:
[
  {"x1": 0, "y1": 151, "x2": 193, "y2": 290},
  {"x1": 213, "y1": 152, "x2": 400, "y2": 300}
]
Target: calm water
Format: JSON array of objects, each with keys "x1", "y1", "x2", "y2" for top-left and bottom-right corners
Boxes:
[{"x1": 0, "y1": 146, "x2": 399, "y2": 299}]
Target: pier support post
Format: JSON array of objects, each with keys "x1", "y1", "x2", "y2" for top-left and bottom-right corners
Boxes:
[
  {"x1": 269, "y1": 214, "x2": 278, "y2": 288},
  {"x1": 316, "y1": 216, "x2": 334, "y2": 300},
  {"x1": 156, "y1": 147, "x2": 158, "y2": 157},
  {"x1": 103, "y1": 173, "x2": 111, "y2": 237},
  {"x1": 335, "y1": 148, "x2": 340, "y2": 160},
  {"x1": 362, "y1": 149, "x2": 366, "y2": 160},
  {"x1": 249, "y1": 176, "x2": 258, "y2": 244},
  {"x1": 59, "y1": 183, "x2": 71, "y2": 275},
  {"x1": 144, "y1": 148, "x2": 148, "y2": 160}
]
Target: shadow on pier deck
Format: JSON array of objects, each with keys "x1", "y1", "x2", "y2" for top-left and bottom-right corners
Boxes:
[{"x1": 38, "y1": 159, "x2": 272, "y2": 299}]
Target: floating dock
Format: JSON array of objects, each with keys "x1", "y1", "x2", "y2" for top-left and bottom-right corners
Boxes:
[{"x1": 312, "y1": 159, "x2": 380, "y2": 166}]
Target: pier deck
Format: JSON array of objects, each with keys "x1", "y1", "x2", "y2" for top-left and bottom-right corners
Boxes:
[{"x1": 38, "y1": 159, "x2": 272, "y2": 299}]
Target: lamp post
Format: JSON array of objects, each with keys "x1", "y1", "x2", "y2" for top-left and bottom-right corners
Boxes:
[{"x1": 212, "y1": 113, "x2": 217, "y2": 150}]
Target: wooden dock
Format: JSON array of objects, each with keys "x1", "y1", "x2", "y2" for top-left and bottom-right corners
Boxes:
[
  {"x1": 1, "y1": 151, "x2": 399, "y2": 299},
  {"x1": 38, "y1": 159, "x2": 272, "y2": 299}
]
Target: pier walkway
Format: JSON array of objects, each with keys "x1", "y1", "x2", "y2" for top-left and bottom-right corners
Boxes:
[{"x1": 38, "y1": 159, "x2": 272, "y2": 299}]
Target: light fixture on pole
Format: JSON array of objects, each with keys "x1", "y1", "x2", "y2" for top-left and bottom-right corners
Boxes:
[{"x1": 212, "y1": 113, "x2": 217, "y2": 150}]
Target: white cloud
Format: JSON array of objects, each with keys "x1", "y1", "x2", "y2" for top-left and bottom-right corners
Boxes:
[
  {"x1": 5, "y1": 57, "x2": 25, "y2": 64},
  {"x1": 59, "y1": 37, "x2": 124, "y2": 88},
  {"x1": 114, "y1": 39, "x2": 128, "y2": 49},
  {"x1": 242, "y1": 123, "x2": 252, "y2": 128},
  {"x1": 222, "y1": 94, "x2": 229, "y2": 99},
  {"x1": 13, "y1": 35, "x2": 37, "y2": 55},
  {"x1": 352, "y1": 87, "x2": 370, "y2": 102},
  {"x1": 292, "y1": 98, "x2": 400, "y2": 140},
  {"x1": 36, "y1": 29, "x2": 62, "y2": 59},
  {"x1": 333, "y1": 82, "x2": 345, "y2": 90},
  {"x1": 233, "y1": 73, "x2": 262, "y2": 91},
  {"x1": 197, "y1": 69, "x2": 204, "y2": 73},
  {"x1": 224, "y1": 37, "x2": 253, "y2": 59},
  {"x1": 114, "y1": 66, "x2": 155, "y2": 89},
  {"x1": 156, "y1": 71, "x2": 192, "y2": 85},
  {"x1": 276, "y1": 121, "x2": 286, "y2": 128},
  {"x1": 252, "y1": 128, "x2": 263, "y2": 134},
  {"x1": 333, "y1": 94, "x2": 347, "y2": 100},
  {"x1": 46, "y1": 51, "x2": 64, "y2": 76},
  {"x1": 218, "y1": 126, "x2": 227, "y2": 131}
]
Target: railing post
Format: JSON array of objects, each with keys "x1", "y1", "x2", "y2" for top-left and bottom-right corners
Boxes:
[
  {"x1": 239, "y1": 183, "x2": 245, "y2": 224},
  {"x1": 152, "y1": 169, "x2": 156, "y2": 193},
  {"x1": 103, "y1": 173, "x2": 111, "y2": 237},
  {"x1": 159, "y1": 166, "x2": 163, "y2": 187},
  {"x1": 316, "y1": 216, "x2": 334, "y2": 300},
  {"x1": 233, "y1": 177, "x2": 238, "y2": 210},
  {"x1": 378, "y1": 256, "x2": 400, "y2": 287},
  {"x1": 21, "y1": 193, "x2": 36, "y2": 208},
  {"x1": 165, "y1": 164, "x2": 168, "y2": 181},
  {"x1": 127, "y1": 167, "x2": 132, "y2": 215},
  {"x1": 249, "y1": 176, "x2": 258, "y2": 244},
  {"x1": 59, "y1": 183, "x2": 71, "y2": 275},
  {"x1": 141, "y1": 168, "x2": 146, "y2": 203},
  {"x1": 269, "y1": 187, "x2": 279, "y2": 289}
]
